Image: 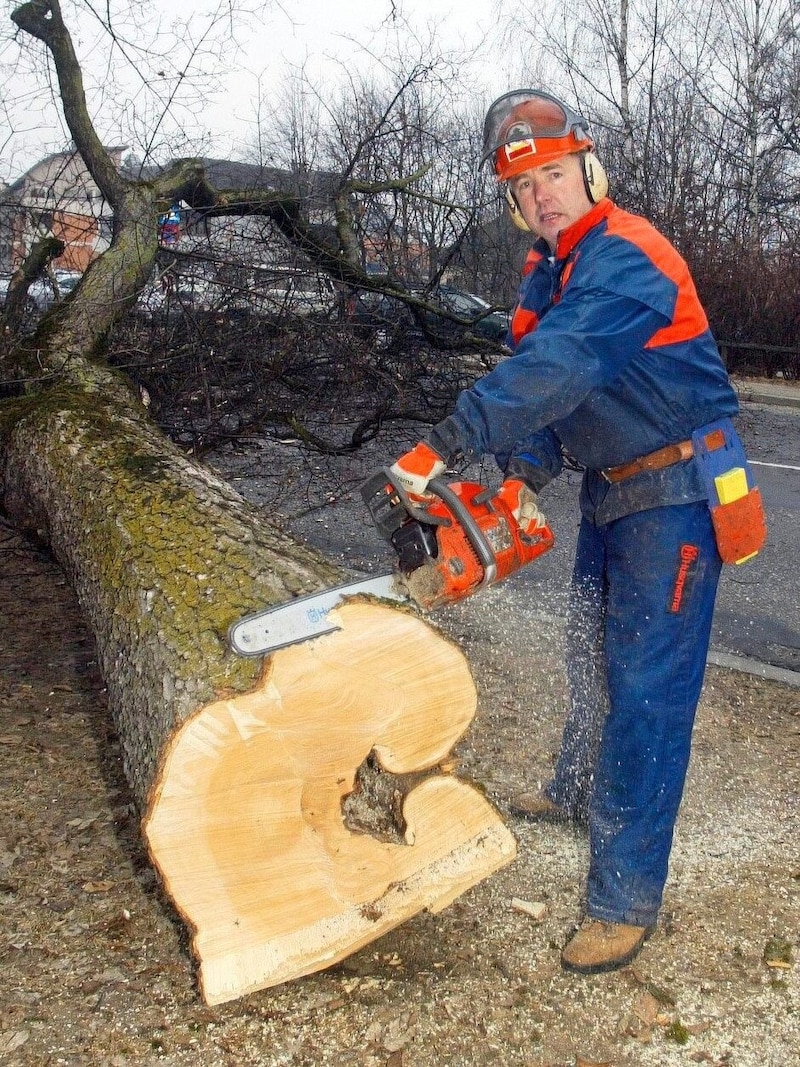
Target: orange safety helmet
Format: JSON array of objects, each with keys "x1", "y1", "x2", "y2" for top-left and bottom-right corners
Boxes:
[
  {"x1": 481, "y1": 89, "x2": 595, "y2": 180},
  {"x1": 481, "y1": 89, "x2": 608, "y2": 228}
]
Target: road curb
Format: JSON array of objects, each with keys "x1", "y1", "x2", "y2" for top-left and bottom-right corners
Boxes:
[
  {"x1": 734, "y1": 380, "x2": 800, "y2": 410},
  {"x1": 707, "y1": 650, "x2": 800, "y2": 688}
]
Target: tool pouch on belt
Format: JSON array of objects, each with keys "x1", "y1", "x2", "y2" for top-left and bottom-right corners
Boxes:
[{"x1": 691, "y1": 419, "x2": 768, "y2": 565}]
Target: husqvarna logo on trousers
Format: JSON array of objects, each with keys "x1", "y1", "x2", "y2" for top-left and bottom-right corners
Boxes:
[{"x1": 669, "y1": 543, "x2": 699, "y2": 613}]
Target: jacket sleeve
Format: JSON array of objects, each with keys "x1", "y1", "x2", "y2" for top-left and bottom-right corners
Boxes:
[{"x1": 427, "y1": 285, "x2": 672, "y2": 465}]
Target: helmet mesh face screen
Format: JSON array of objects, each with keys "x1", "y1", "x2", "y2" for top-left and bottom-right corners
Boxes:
[
  {"x1": 499, "y1": 98, "x2": 569, "y2": 142},
  {"x1": 482, "y1": 90, "x2": 590, "y2": 166},
  {"x1": 481, "y1": 89, "x2": 602, "y2": 190}
]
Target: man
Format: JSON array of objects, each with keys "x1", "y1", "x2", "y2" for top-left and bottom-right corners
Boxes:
[{"x1": 386, "y1": 89, "x2": 763, "y2": 974}]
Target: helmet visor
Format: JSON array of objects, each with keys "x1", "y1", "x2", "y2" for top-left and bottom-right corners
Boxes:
[{"x1": 481, "y1": 89, "x2": 592, "y2": 175}]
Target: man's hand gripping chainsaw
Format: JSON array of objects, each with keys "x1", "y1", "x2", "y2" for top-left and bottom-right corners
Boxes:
[{"x1": 360, "y1": 466, "x2": 555, "y2": 612}]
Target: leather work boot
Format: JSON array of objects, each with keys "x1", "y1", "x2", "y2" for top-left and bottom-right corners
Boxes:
[
  {"x1": 508, "y1": 791, "x2": 576, "y2": 824},
  {"x1": 561, "y1": 919, "x2": 653, "y2": 974}
]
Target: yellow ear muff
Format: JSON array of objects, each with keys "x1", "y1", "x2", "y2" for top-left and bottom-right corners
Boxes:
[
  {"x1": 582, "y1": 152, "x2": 608, "y2": 203},
  {"x1": 504, "y1": 188, "x2": 531, "y2": 232}
]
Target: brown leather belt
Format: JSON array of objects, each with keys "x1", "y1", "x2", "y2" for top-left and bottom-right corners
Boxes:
[{"x1": 602, "y1": 439, "x2": 694, "y2": 484}]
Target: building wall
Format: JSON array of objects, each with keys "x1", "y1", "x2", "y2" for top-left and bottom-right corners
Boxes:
[
  {"x1": 50, "y1": 211, "x2": 99, "y2": 272},
  {"x1": 3, "y1": 147, "x2": 125, "y2": 272}
]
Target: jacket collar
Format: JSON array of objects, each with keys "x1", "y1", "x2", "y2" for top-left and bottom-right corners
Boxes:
[
  {"x1": 524, "y1": 198, "x2": 614, "y2": 272},
  {"x1": 554, "y1": 197, "x2": 613, "y2": 259}
]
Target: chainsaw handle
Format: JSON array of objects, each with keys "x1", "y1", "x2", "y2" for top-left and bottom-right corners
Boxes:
[
  {"x1": 361, "y1": 468, "x2": 497, "y2": 586},
  {"x1": 361, "y1": 467, "x2": 446, "y2": 540},
  {"x1": 428, "y1": 477, "x2": 497, "y2": 585}
]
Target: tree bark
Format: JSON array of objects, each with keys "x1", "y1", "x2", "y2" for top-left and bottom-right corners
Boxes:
[{"x1": 1, "y1": 237, "x2": 65, "y2": 334}]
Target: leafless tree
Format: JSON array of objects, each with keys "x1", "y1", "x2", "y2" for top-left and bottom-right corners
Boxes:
[{"x1": 0, "y1": 4, "x2": 520, "y2": 1005}]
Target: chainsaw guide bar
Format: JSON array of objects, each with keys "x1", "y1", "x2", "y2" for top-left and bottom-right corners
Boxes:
[{"x1": 227, "y1": 573, "x2": 405, "y2": 657}]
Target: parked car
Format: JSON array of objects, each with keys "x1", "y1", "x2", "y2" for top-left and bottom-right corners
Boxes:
[
  {"x1": 0, "y1": 269, "x2": 82, "y2": 317},
  {"x1": 350, "y1": 285, "x2": 511, "y2": 343},
  {"x1": 135, "y1": 273, "x2": 201, "y2": 322},
  {"x1": 27, "y1": 270, "x2": 83, "y2": 310},
  {"x1": 238, "y1": 268, "x2": 339, "y2": 319},
  {"x1": 134, "y1": 266, "x2": 339, "y2": 323},
  {"x1": 433, "y1": 287, "x2": 511, "y2": 341}
]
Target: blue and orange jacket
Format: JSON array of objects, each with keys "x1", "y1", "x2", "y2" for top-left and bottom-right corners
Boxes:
[{"x1": 429, "y1": 198, "x2": 740, "y2": 524}]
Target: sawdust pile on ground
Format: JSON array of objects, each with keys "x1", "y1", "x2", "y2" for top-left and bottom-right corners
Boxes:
[{"x1": 0, "y1": 517, "x2": 797, "y2": 1067}]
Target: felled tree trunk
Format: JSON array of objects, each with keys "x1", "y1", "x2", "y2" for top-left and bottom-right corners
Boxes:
[
  {"x1": 4, "y1": 0, "x2": 515, "y2": 1007},
  {"x1": 1, "y1": 374, "x2": 515, "y2": 1004}
]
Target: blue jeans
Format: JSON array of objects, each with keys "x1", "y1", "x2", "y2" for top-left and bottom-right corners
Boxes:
[{"x1": 544, "y1": 501, "x2": 722, "y2": 926}]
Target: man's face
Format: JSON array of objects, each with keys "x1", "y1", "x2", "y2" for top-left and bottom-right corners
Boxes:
[{"x1": 508, "y1": 153, "x2": 593, "y2": 250}]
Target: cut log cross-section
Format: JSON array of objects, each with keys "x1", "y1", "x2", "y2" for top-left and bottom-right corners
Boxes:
[{"x1": 144, "y1": 600, "x2": 517, "y2": 1005}]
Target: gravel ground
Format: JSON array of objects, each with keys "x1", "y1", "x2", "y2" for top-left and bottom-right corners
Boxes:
[{"x1": 1, "y1": 405, "x2": 798, "y2": 1066}]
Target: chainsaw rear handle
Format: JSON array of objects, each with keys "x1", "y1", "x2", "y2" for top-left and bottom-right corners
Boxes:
[{"x1": 360, "y1": 467, "x2": 497, "y2": 585}]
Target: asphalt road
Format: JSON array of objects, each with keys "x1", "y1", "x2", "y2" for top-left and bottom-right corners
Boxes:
[{"x1": 713, "y1": 399, "x2": 800, "y2": 674}]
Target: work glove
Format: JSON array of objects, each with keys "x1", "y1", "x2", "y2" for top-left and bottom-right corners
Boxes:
[
  {"x1": 495, "y1": 478, "x2": 547, "y2": 536},
  {"x1": 390, "y1": 442, "x2": 446, "y2": 501}
]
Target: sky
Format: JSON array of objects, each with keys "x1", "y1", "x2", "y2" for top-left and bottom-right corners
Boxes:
[{"x1": 1, "y1": 0, "x2": 515, "y2": 183}]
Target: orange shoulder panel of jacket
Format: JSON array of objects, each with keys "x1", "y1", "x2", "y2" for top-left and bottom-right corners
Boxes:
[
  {"x1": 603, "y1": 210, "x2": 709, "y2": 347},
  {"x1": 511, "y1": 306, "x2": 539, "y2": 345}
]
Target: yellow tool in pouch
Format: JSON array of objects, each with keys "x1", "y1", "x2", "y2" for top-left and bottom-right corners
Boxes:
[{"x1": 691, "y1": 419, "x2": 768, "y2": 565}]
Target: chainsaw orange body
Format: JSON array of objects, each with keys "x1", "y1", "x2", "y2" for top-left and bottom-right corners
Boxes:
[
  {"x1": 361, "y1": 472, "x2": 555, "y2": 611},
  {"x1": 229, "y1": 473, "x2": 556, "y2": 656}
]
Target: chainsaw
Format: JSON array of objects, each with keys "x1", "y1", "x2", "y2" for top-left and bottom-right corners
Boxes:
[{"x1": 228, "y1": 470, "x2": 554, "y2": 657}]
